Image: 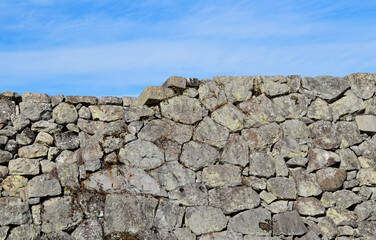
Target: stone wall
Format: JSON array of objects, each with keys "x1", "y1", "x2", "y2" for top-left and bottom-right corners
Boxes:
[{"x1": 0, "y1": 73, "x2": 375, "y2": 240}]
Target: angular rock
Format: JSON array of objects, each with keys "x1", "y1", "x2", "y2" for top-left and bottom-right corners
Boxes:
[
  {"x1": 228, "y1": 208, "x2": 272, "y2": 236},
  {"x1": 209, "y1": 186, "x2": 260, "y2": 214},
  {"x1": 287, "y1": 157, "x2": 308, "y2": 167},
  {"x1": 55, "y1": 131, "x2": 80, "y2": 150},
  {"x1": 317, "y1": 217, "x2": 338, "y2": 239},
  {"x1": 19, "y1": 102, "x2": 52, "y2": 121},
  {"x1": 306, "y1": 148, "x2": 340, "y2": 172},
  {"x1": 316, "y1": 167, "x2": 347, "y2": 191},
  {"x1": 293, "y1": 168, "x2": 324, "y2": 197},
  {"x1": 238, "y1": 94, "x2": 285, "y2": 124},
  {"x1": 309, "y1": 121, "x2": 341, "y2": 149},
  {"x1": 260, "y1": 78, "x2": 290, "y2": 97},
  {"x1": 35, "y1": 132, "x2": 54, "y2": 145},
  {"x1": 153, "y1": 198, "x2": 184, "y2": 231},
  {"x1": 261, "y1": 200, "x2": 289, "y2": 214},
  {"x1": 137, "y1": 86, "x2": 175, "y2": 106},
  {"x1": 272, "y1": 136, "x2": 304, "y2": 159},
  {"x1": 31, "y1": 120, "x2": 61, "y2": 134},
  {"x1": 168, "y1": 183, "x2": 208, "y2": 206},
  {"x1": 249, "y1": 151, "x2": 275, "y2": 178},
  {"x1": 56, "y1": 162, "x2": 79, "y2": 189},
  {"x1": 301, "y1": 76, "x2": 350, "y2": 101},
  {"x1": 119, "y1": 139, "x2": 164, "y2": 170},
  {"x1": 123, "y1": 105, "x2": 156, "y2": 122},
  {"x1": 98, "y1": 96, "x2": 123, "y2": 105},
  {"x1": 211, "y1": 103, "x2": 246, "y2": 131},
  {"x1": 150, "y1": 161, "x2": 195, "y2": 191},
  {"x1": 11, "y1": 114, "x2": 30, "y2": 131},
  {"x1": 293, "y1": 197, "x2": 325, "y2": 216},
  {"x1": 198, "y1": 79, "x2": 227, "y2": 111},
  {"x1": 53, "y1": 102, "x2": 78, "y2": 124},
  {"x1": 242, "y1": 123, "x2": 282, "y2": 151},
  {"x1": 0, "y1": 226, "x2": 9, "y2": 240},
  {"x1": 272, "y1": 93, "x2": 309, "y2": 119},
  {"x1": 272, "y1": 210, "x2": 308, "y2": 236},
  {"x1": 23, "y1": 174, "x2": 61, "y2": 200},
  {"x1": 8, "y1": 158, "x2": 40, "y2": 175},
  {"x1": 280, "y1": 120, "x2": 310, "y2": 143},
  {"x1": 0, "y1": 98, "x2": 16, "y2": 123},
  {"x1": 180, "y1": 141, "x2": 218, "y2": 171},
  {"x1": 1, "y1": 175, "x2": 28, "y2": 197},
  {"x1": 0, "y1": 149, "x2": 12, "y2": 163},
  {"x1": 138, "y1": 118, "x2": 193, "y2": 144},
  {"x1": 65, "y1": 95, "x2": 98, "y2": 105},
  {"x1": 18, "y1": 144, "x2": 48, "y2": 158},
  {"x1": 336, "y1": 121, "x2": 362, "y2": 148},
  {"x1": 102, "y1": 136, "x2": 123, "y2": 153},
  {"x1": 333, "y1": 190, "x2": 362, "y2": 208},
  {"x1": 89, "y1": 105, "x2": 124, "y2": 122},
  {"x1": 76, "y1": 143, "x2": 103, "y2": 172},
  {"x1": 326, "y1": 207, "x2": 357, "y2": 226},
  {"x1": 307, "y1": 98, "x2": 333, "y2": 121},
  {"x1": 0, "y1": 166, "x2": 8, "y2": 178},
  {"x1": 336, "y1": 148, "x2": 360, "y2": 170},
  {"x1": 200, "y1": 231, "x2": 243, "y2": 240},
  {"x1": 330, "y1": 91, "x2": 365, "y2": 121},
  {"x1": 185, "y1": 206, "x2": 227, "y2": 235},
  {"x1": 355, "y1": 115, "x2": 376, "y2": 132},
  {"x1": 22, "y1": 92, "x2": 50, "y2": 103},
  {"x1": 202, "y1": 164, "x2": 242, "y2": 188},
  {"x1": 42, "y1": 196, "x2": 83, "y2": 233},
  {"x1": 357, "y1": 168, "x2": 376, "y2": 186},
  {"x1": 161, "y1": 95, "x2": 206, "y2": 124},
  {"x1": 267, "y1": 177, "x2": 297, "y2": 199},
  {"x1": 346, "y1": 72, "x2": 376, "y2": 99},
  {"x1": 163, "y1": 76, "x2": 187, "y2": 89},
  {"x1": 220, "y1": 134, "x2": 249, "y2": 167},
  {"x1": 71, "y1": 218, "x2": 103, "y2": 240},
  {"x1": 104, "y1": 193, "x2": 158, "y2": 234},
  {"x1": 213, "y1": 75, "x2": 253, "y2": 102},
  {"x1": 0, "y1": 197, "x2": 31, "y2": 226},
  {"x1": 194, "y1": 116, "x2": 229, "y2": 148},
  {"x1": 358, "y1": 221, "x2": 376, "y2": 239},
  {"x1": 7, "y1": 224, "x2": 40, "y2": 240}
]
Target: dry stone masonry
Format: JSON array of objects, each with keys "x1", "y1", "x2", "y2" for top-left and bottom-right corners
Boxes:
[{"x1": 0, "y1": 73, "x2": 376, "y2": 240}]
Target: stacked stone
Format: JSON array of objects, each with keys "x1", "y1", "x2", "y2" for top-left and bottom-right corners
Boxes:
[{"x1": 0, "y1": 73, "x2": 375, "y2": 240}]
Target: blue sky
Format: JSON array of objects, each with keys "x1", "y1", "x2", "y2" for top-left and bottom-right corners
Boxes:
[{"x1": 0, "y1": 0, "x2": 375, "y2": 97}]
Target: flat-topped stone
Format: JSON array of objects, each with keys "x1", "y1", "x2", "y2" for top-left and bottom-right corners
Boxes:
[
  {"x1": 355, "y1": 115, "x2": 376, "y2": 132},
  {"x1": 136, "y1": 86, "x2": 175, "y2": 106},
  {"x1": 65, "y1": 95, "x2": 98, "y2": 105},
  {"x1": 162, "y1": 76, "x2": 187, "y2": 89}
]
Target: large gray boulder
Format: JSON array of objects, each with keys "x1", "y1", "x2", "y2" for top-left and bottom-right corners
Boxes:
[
  {"x1": 52, "y1": 102, "x2": 78, "y2": 124},
  {"x1": 185, "y1": 206, "x2": 227, "y2": 235},
  {"x1": 228, "y1": 208, "x2": 272, "y2": 236},
  {"x1": 0, "y1": 197, "x2": 31, "y2": 226},
  {"x1": 301, "y1": 76, "x2": 349, "y2": 101}
]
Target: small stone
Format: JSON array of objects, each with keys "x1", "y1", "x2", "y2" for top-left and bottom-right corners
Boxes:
[
  {"x1": 104, "y1": 193, "x2": 158, "y2": 234},
  {"x1": 307, "y1": 98, "x2": 333, "y2": 121},
  {"x1": 163, "y1": 76, "x2": 187, "y2": 89},
  {"x1": 301, "y1": 76, "x2": 349, "y2": 101},
  {"x1": 153, "y1": 198, "x2": 184, "y2": 230},
  {"x1": 249, "y1": 152, "x2": 275, "y2": 178},
  {"x1": 355, "y1": 115, "x2": 376, "y2": 132},
  {"x1": 55, "y1": 131, "x2": 80, "y2": 150},
  {"x1": 2, "y1": 175, "x2": 28, "y2": 197},
  {"x1": 0, "y1": 98, "x2": 16, "y2": 123},
  {"x1": 18, "y1": 144, "x2": 48, "y2": 158},
  {"x1": 260, "y1": 78, "x2": 290, "y2": 97},
  {"x1": 213, "y1": 75, "x2": 253, "y2": 102},
  {"x1": 260, "y1": 190, "x2": 277, "y2": 204},
  {"x1": 309, "y1": 121, "x2": 341, "y2": 149},
  {"x1": 89, "y1": 105, "x2": 124, "y2": 122},
  {"x1": 185, "y1": 206, "x2": 227, "y2": 235},
  {"x1": 209, "y1": 186, "x2": 260, "y2": 214},
  {"x1": 122, "y1": 96, "x2": 137, "y2": 107},
  {"x1": 198, "y1": 79, "x2": 227, "y2": 111},
  {"x1": 50, "y1": 95, "x2": 64, "y2": 107},
  {"x1": 137, "y1": 86, "x2": 175, "y2": 106},
  {"x1": 119, "y1": 139, "x2": 164, "y2": 170},
  {"x1": 287, "y1": 157, "x2": 308, "y2": 167},
  {"x1": 357, "y1": 168, "x2": 376, "y2": 186},
  {"x1": 180, "y1": 141, "x2": 218, "y2": 171},
  {"x1": 123, "y1": 105, "x2": 156, "y2": 122},
  {"x1": 53, "y1": 102, "x2": 78, "y2": 124},
  {"x1": 320, "y1": 192, "x2": 336, "y2": 208},
  {"x1": 41, "y1": 196, "x2": 83, "y2": 233},
  {"x1": 220, "y1": 133, "x2": 249, "y2": 167},
  {"x1": 242, "y1": 176, "x2": 267, "y2": 190},
  {"x1": 35, "y1": 132, "x2": 54, "y2": 145},
  {"x1": 202, "y1": 164, "x2": 242, "y2": 188},
  {"x1": 168, "y1": 183, "x2": 208, "y2": 206},
  {"x1": 293, "y1": 197, "x2": 325, "y2": 216},
  {"x1": 272, "y1": 210, "x2": 308, "y2": 236},
  {"x1": 65, "y1": 95, "x2": 98, "y2": 105},
  {"x1": 161, "y1": 95, "x2": 206, "y2": 124},
  {"x1": 336, "y1": 148, "x2": 360, "y2": 170},
  {"x1": 228, "y1": 208, "x2": 272, "y2": 236},
  {"x1": 267, "y1": 177, "x2": 297, "y2": 199},
  {"x1": 306, "y1": 148, "x2": 340, "y2": 172},
  {"x1": 56, "y1": 162, "x2": 79, "y2": 189},
  {"x1": 0, "y1": 166, "x2": 8, "y2": 178},
  {"x1": 0, "y1": 226, "x2": 9, "y2": 240},
  {"x1": 9, "y1": 158, "x2": 40, "y2": 175},
  {"x1": 326, "y1": 207, "x2": 357, "y2": 226},
  {"x1": 272, "y1": 93, "x2": 309, "y2": 119},
  {"x1": 211, "y1": 103, "x2": 246, "y2": 131},
  {"x1": 316, "y1": 167, "x2": 347, "y2": 191},
  {"x1": 183, "y1": 88, "x2": 199, "y2": 97},
  {"x1": 261, "y1": 200, "x2": 289, "y2": 214},
  {"x1": 78, "y1": 106, "x2": 91, "y2": 119},
  {"x1": 0, "y1": 149, "x2": 12, "y2": 163}
]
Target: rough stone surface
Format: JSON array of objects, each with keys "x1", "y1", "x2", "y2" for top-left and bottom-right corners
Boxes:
[
  {"x1": 213, "y1": 75, "x2": 253, "y2": 102},
  {"x1": 185, "y1": 206, "x2": 227, "y2": 235},
  {"x1": 316, "y1": 167, "x2": 347, "y2": 191},
  {"x1": 89, "y1": 105, "x2": 124, "y2": 122},
  {"x1": 220, "y1": 133, "x2": 249, "y2": 167},
  {"x1": 18, "y1": 144, "x2": 48, "y2": 158},
  {"x1": 306, "y1": 148, "x2": 340, "y2": 172},
  {"x1": 228, "y1": 208, "x2": 272, "y2": 236},
  {"x1": 301, "y1": 76, "x2": 349, "y2": 101},
  {"x1": 267, "y1": 177, "x2": 297, "y2": 199},
  {"x1": 137, "y1": 86, "x2": 175, "y2": 105},
  {"x1": 202, "y1": 164, "x2": 242, "y2": 188},
  {"x1": 272, "y1": 210, "x2": 308, "y2": 236},
  {"x1": 0, "y1": 197, "x2": 31, "y2": 226},
  {"x1": 249, "y1": 152, "x2": 275, "y2": 178},
  {"x1": 293, "y1": 197, "x2": 325, "y2": 216},
  {"x1": 198, "y1": 80, "x2": 227, "y2": 111},
  {"x1": 194, "y1": 116, "x2": 229, "y2": 148},
  {"x1": 53, "y1": 102, "x2": 78, "y2": 124},
  {"x1": 355, "y1": 114, "x2": 376, "y2": 132},
  {"x1": 163, "y1": 76, "x2": 187, "y2": 89},
  {"x1": 169, "y1": 183, "x2": 208, "y2": 206},
  {"x1": 211, "y1": 103, "x2": 247, "y2": 131},
  {"x1": 8, "y1": 158, "x2": 40, "y2": 175},
  {"x1": 180, "y1": 141, "x2": 218, "y2": 171}
]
